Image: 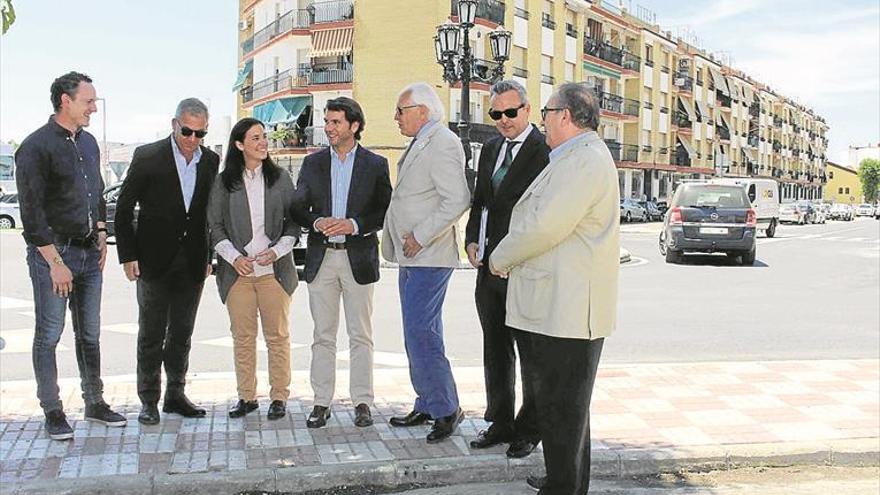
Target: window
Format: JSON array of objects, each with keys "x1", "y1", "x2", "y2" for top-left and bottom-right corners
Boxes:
[
  {"x1": 541, "y1": 55, "x2": 552, "y2": 76},
  {"x1": 828, "y1": 171, "x2": 834, "y2": 179},
  {"x1": 644, "y1": 44, "x2": 653, "y2": 66},
  {"x1": 838, "y1": 187, "x2": 843, "y2": 194},
  {"x1": 587, "y1": 18, "x2": 602, "y2": 41},
  {"x1": 845, "y1": 187, "x2": 850, "y2": 194}
]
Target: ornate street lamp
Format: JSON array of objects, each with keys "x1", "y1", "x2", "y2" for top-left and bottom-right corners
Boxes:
[{"x1": 434, "y1": 0, "x2": 511, "y2": 179}]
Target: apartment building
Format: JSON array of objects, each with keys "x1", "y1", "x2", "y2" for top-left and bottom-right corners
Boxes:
[{"x1": 234, "y1": 0, "x2": 828, "y2": 201}]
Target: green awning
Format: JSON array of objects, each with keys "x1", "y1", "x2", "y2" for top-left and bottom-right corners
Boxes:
[
  {"x1": 232, "y1": 60, "x2": 253, "y2": 92},
  {"x1": 253, "y1": 96, "x2": 312, "y2": 125}
]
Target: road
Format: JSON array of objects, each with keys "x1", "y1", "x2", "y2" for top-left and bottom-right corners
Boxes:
[{"x1": 0, "y1": 218, "x2": 877, "y2": 380}]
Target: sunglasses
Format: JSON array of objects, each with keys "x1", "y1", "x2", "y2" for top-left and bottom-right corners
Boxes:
[
  {"x1": 540, "y1": 107, "x2": 566, "y2": 120},
  {"x1": 395, "y1": 104, "x2": 420, "y2": 116},
  {"x1": 488, "y1": 104, "x2": 525, "y2": 121},
  {"x1": 179, "y1": 126, "x2": 208, "y2": 138}
]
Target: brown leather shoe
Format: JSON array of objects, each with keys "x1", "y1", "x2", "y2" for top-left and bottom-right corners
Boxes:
[
  {"x1": 354, "y1": 403, "x2": 374, "y2": 427},
  {"x1": 389, "y1": 410, "x2": 431, "y2": 427}
]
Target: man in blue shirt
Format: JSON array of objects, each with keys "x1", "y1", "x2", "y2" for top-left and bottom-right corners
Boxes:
[
  {"x1": 290, "y1": 97, "x2": 391, "y2": 429},
  {"x1": 16, "y1": 71, "x2": 127, "y2": 440},
  {"x1": 114, "y1": 98, "x2": 220, "y2": 425}
]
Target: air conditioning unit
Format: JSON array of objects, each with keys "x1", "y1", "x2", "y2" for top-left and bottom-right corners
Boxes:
[{"x1": 239, "y1": 20, "x2": 249, "y2": 31}]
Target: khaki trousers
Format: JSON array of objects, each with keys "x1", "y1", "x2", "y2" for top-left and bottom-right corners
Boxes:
[
  {"x1": 226, "y1": 274, "x2": 292, "y2": 401},
  {"x1": 308, "y1": 249, "x2": 375, "y2": 406}
]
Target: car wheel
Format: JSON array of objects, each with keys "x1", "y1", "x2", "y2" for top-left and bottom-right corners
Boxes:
[
  {"x1": 665, "y1": 248, "x2": 682, "y2": 264},
  {"x1": 0, "y1": 216, "x2": 13, "y2": 229},
  {"x1": 741, "y1": 246, "x2": 757, "y2": 266},
  {"x1": 765, "y1": 219, "x2": 777, "y2": 238},
  {"x1": 625, "y1": 212, "x2": 632, "y2": 223}
]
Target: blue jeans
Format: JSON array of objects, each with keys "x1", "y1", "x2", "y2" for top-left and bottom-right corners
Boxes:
[
  {"x1": 26, "y1": 242, "x2": 105, "y2": 413},
  {"x1": 398, "y1": 266, "x2": 459, "y2": 418}
]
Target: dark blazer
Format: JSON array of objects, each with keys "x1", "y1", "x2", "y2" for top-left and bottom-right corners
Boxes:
[
  {"x1": 207, "y1": 171, "x2": 299, "y2": 304},
  {"x1": 290, "y1": 145, "x2": 392, "y2": 285},
  {"x1": 115, "y1": 137, "x2": 220, "y2": 283},
  {"x1": 465, "y1": 125, "x2": 550, "y2": 262}
]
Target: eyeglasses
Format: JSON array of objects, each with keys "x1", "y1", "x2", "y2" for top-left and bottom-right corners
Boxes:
[
  {"x1": 395, "y1": 104, "x2": 420, "y2": 116},
  {"x1": 488, "y1": 104, "x2": 525, "y2": 121},
  {"x1": 179, "y1": 126, "x2": 208, "y2": 138},
  {"x1": 540, "y1": 107, "x2": 566, "y2": 120}
]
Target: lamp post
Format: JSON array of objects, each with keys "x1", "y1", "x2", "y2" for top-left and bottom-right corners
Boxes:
[
  {"x1": 96, "y1": 98, "x2": 108, "y2": 183},
  {"x1": 434, "y1": 0, "x2": 511, "y2": 173}
]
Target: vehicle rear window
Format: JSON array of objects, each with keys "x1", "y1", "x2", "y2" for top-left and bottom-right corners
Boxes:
[{"x1": 673, "y1": 186, "x2": 748, "y2": 208}]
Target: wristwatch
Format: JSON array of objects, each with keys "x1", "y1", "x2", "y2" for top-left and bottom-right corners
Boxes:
[{"x1": 52, "y1": 256, "x2": 65, "y2": 266}]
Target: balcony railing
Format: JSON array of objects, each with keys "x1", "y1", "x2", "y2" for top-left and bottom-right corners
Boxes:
[
  {"x1": 541, "y1": 13, "x2": 556, "y2": 29},
  {"x1": 594, "y1": 90, "x2": 623, "y2": 114},
  {"x1": 565, "y1": 23, "x2": 578, "y2": 38},
  {"x1": 747, "y1": 135, "x2": 759, "y2": 147},
  {"x1": 311, "y1": 0, "x2": 354, "y2": 24},
  {"x1": 242, "y1": 9, "x2": 311, "y2": 57},
  {"x1": 749, "y1": 103, "x2": 760, "y2": 118},
  {"x1": 242, "y1": 63, "x2": 353, "y2": 103},
  {"x1": 605, "y1": 140, "x2": 622, "y2": 161},
  {"x1": 622, "y1": 97, "x2": 639, "y2": 116},
  {"x1": 452, "y1": 0, "x2": 506, "y2": 26},
  {"x1": 307, "y1": 62, "x2": 353, "y2": 85},
  {"x1": 672, "y1": 110, "x2": 691, "y2": 128},
  {"x1": 512, "y1": 67, "x2": 528, "y2": 78},
  {"x1": 472, "y1": 58, "x2": 503, "y2": 84},
  {"x1": 541, "y1": 74, "x2": 556, "y2": 85},
  {"x1": 584, "y1": 37, "x2": 623, "y2": 67},
  {"x1": 269, "y1": 126, "x2": 326, "y2": 150},
  {"x1": 622, "y1": 144, "x2": 639, "y2": 162},
  {"x1": 641, "y1": 144, "x2": 653, "y2": 153},
  {"x1": 717, "y1": 126, "x2": 731, "y2": 141},
  {"x1": 673, "y1": 73, "x2": 693, "y2": 92},
  {"x1": 514, "y1": 7, "x2": 529, "y2": 19},
  {"x1": 716, "y1": 92, "x2": 731, "y2": 108},
  {"x1": 622, "y1": 50, "x2": 641, "y2": 72}
]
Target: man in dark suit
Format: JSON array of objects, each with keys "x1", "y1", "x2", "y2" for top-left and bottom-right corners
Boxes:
[
  {"x1": 115, "y1": 98, "x2": 220, "y2": 425},
  {"x1": 465, "y1": 80, "x2": 549, "y2": 458},
  {"x1": 290, "y1": 97, "x2": 391, "y2": 429}
]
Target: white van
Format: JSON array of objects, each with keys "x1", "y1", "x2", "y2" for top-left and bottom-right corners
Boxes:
[{"x1": 710, "y1": 178, "x2": 780, "y2": 237}]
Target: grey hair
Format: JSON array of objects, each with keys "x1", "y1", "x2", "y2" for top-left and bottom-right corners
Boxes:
[
  {"x1": 175, "y1": 97, "x2": 209, "y2": 119},
  {"x1": 553, "y1": 83, "x2": 599, "y2": 131},
  {"x1": 490, "y1": 79, "x2": 529, "y2": 105},
  {"x1": 399, "y1": 82, "x2": 445, "y2": 122}
]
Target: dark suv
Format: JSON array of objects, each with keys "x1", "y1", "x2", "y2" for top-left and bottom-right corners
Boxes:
[{"x1": 659, "y1": 183, "x2": 757, "y2": 265}]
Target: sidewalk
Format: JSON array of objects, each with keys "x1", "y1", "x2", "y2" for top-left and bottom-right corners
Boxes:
[{"x1": 1, "y1": 359, "x2": 877, "y2": 494}]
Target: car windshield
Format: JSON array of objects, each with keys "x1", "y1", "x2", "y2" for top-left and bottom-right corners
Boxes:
[
  {"x1": 860, "y1": 204, "x2": 872, "y2": 208},
  {"x1": 674, "y1": 186, "x2": 748, "y2": 208}
]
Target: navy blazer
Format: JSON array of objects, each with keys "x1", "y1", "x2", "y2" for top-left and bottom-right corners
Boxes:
[{"x1": 291, "y1": 145, "x2": 392, "y2": 284}]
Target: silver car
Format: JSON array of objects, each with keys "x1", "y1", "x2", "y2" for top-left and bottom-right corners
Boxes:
[
  {"x1": 620, "y1": 198, "x2": 648, "y2": 222},
  {"x1": 0, "y1": 194, "x2": 21, "y2": 229}
]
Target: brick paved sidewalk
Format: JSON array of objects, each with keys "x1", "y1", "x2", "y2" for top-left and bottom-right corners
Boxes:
[{"x1": 1, "y1": 359, "x2": 877, "y2": 494}]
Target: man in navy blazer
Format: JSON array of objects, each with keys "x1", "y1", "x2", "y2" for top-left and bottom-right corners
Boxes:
[{"x1": 290, "y1": 97, "x2": 392, "y2": 429}]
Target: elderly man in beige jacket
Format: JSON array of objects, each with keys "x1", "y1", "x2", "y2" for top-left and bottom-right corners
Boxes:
[
  {"x1": 490, "y1": 83, "x2": 620, "y2": 495},
  {"x1": 382, "y1": 82, "x2": 471, "y2": 444}
]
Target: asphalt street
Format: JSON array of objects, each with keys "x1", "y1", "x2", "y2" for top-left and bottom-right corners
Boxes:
[{"x1": 0, "y1": 217, "x2": 877, "y2": 381}]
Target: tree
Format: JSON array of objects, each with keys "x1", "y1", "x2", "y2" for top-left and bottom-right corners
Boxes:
[
  {"x1": 1, "y1": 0, "x2": 14, "y2": 35},
  {"x1": 858, "y1": 158, "x2": 880, "y2": 204}
]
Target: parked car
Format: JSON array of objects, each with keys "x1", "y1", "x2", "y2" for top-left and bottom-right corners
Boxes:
[
  {"x1": 779, "y1": 203, "x2": 807, "y2": 224},
  {"x1": 658, "y1": 183, "x2": 757, "y2": 265},
  {"x1": 0, "y1": 195, "x2": 21, "y2": 229},
  {"x1": 620, "y1": 198, "x2": 648, "y2": 222},
  {"x1": 103, "y1": 184, "x2": 128, "y2": 238},
  {"x1": 638, "y1": 200, "x2": 663, "y2": 221},
  {"x1": 856, "y1": 203, "x2": 875, "y2": 217},
  {"x1": 710, "y1": 178, "x2": 780, "y2": 237},
  {"x1": 829, "y1": 203, "x2": 854, "y2": 221},
  {"x1": 875, "y1": 203, "x2": 880, "y2": 220},
  {"x1": 809, "y1": 201, "x2": 827, "y2": 224}
]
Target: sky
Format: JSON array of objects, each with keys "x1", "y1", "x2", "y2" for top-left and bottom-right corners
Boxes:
[{"x1": 1, "y1": 0, "x2": 878, "y2": 165}]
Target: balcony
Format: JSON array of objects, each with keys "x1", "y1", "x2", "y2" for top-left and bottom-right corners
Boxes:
[
  {"x1": 717, "y1": 126, "x2": 731, "y2": 141},
  {"x1": 621, "y1": 50, "x2": 641, "y2": 72},
  {"x1": 269, "y1": 126, "x2": 327, "y2": 150},
  {"x1": 716, "y1": 92, "x2": 732, "y2": 109},
  {"x1": 452, "y1": 0, "x2": 506, "y2": 26},
  {"x1": 773, "y1": 116, "x2": 783, "y2": 128},
  {"x1": 594, "y1": 91, "x2": 624, "y2": 114},
  {"x1": 672, "y1": 151, "x2": 691, "y2": 167},
  {"x1": 671, "y1": 110, "x2": 691, "y2": 129},
  {"x1": 541, "y1": 74, "x2": 556, "y2": 85},
  {"x1": 307, "y1": 62, "x2": 353, "y2": 85},
  {"x1": 541, "y1": 13, "x2": 556, "y2": 29},
  {"x1": 565, "y1": 23, "x2": 578, "y2": 38},
  {"x1": 749, "y1": 103, "x2": 760, "y2": 118},
  {"x1": 622, "y1": 97, "x2": 639, "y2": 116},
  {"x1": 241, "y1": 9, "x2": 310, "y2": 57},
  {"x1": 747, "y1": 135, "x2": 759, "y2": 147},
  {"x1": 242, "y1": 63, "x2": 353, "y2": 103},
  {"x1": 604, "y1": 140, "x2": 622, "y2": 161},
  {"x1": 643, "y1": 101, "x2": 654, "y2": 110},
  {"x1": 622, "y1": 144, "x2": 639, "y2": 162},
  {"x1": 311, "y1": 0, "x2": 354, "y2": 24},
  {"x1": 472, "y1": 58, "x2": 503, "y2": 84},
  {"x1": 673, "y1": 74, "x2": 693, "y2": 92},
  {"x1": 584, "y1": 37, "x2": 623, "y2": 67}
]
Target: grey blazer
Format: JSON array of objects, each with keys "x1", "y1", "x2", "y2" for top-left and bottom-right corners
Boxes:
[{"x1": 207, "y1": 171, "x2": 299, "y2": 303}]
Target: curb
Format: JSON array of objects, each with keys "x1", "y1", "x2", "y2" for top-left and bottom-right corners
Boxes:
[{"x1": 11, "y1": 439, "x2": 879, "y2": 494}]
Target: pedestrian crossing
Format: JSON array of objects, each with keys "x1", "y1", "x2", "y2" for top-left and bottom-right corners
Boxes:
[{"x1": 760, "y1": 233, "x2": 879, "y2": 245}]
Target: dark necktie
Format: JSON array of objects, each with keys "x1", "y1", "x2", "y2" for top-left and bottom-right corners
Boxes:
[{"x1": 491, "y1": 140, "x2": 519, "y2": 191}]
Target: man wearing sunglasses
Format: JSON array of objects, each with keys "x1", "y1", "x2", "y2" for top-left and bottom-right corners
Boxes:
[
  {"x1": 490, "y1": 83, "x2": 619, "y2": 494},
  {"x1": 115, "y1": 98, "x2": 220, "y2": 425},
  {"x1": 464, "y1": 80, "x2": 548, "y2": 459}
]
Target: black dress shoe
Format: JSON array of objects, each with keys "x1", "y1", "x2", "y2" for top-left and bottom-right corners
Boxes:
[
  {"x1": 229, "y1": 399, "x2": 259, "y2": 418},
  {"x1": 526, "y1": 474, "x2": 546, "y2": 492},
  {"x1": 138, "y1": 403, "x2": 160, "y2": 425},
  {"x1": 506, "y1": 438, "x2": 538, "y2": 458},
  {"x1": 163, "y1": 394, "x2": 207, "y2": 418},
  {"x1": 267, "y1": 400, "x2": 286, "y2": 420},
  {"x1": 389, "y1": 410, "x2": 431, "y2": 427},
  {"x1": 469, "y1": 425, "x2": 513, "y2": 449},
  {"x1": 306, "y1": 405, "x2": 331, "y2": 428},
  {"x1": 426, "y1": 408, "x2": 463, "y2": 444},
  {"x1": 354, "y1": 403, "x2": 373, "y2": 427}
]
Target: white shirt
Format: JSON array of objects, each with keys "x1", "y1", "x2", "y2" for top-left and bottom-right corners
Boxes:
[
  {"x1": 215, "y1": 166, "x2": 296, "y2": 277},
  {"x1": 477, "y1": 124, "x2": 533, "y2": 260},
  {"x1": 169, "y1": 135, "x2": 201, "y2": 212}
]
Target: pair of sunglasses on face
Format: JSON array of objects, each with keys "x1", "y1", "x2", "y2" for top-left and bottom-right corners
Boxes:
[
  {"x1": 488, "y1": 103, "x2": 525, "y2": 121},
  {"x1": 178, "y1": 125, "x2": 208, "y2": 138}
]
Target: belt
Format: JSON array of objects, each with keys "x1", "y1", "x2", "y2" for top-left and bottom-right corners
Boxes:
[
  {"x1": 325, "y1": 242, "x2": 346, "y2": 250},
  {"x1": 56, "y1": 234, "x2": 97, "y2": 248}
]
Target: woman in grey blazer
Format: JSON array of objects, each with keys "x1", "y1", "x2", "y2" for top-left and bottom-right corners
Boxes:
[{"x1": 208, "y1": 118, "x2": 299, "y2": 420}]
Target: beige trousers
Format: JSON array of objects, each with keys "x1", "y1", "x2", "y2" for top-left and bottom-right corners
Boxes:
[
  {"x1": 308, "y1": 249, "x2": 375, "y2": 406},
  {"x1": 226, "y1": 274, "x2": 292, "y2": 401}
]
